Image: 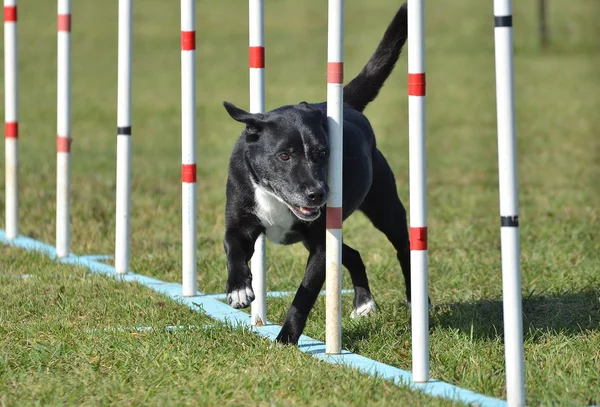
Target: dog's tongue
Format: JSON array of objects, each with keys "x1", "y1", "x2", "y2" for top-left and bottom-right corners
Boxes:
[{"x1": 299, "y1": 206, "x2": 316, "y2": 215}]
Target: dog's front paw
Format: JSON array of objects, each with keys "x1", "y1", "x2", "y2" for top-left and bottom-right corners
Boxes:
[
  {"x1": 226, "y1": 285, "x2": 255, "y2": 309},
  {"x1": 350, "y1": 298, "x2": 377, "y2": 319},
  {"x1": 275, "y1": 325, "x2": 299, "y2": 345}
]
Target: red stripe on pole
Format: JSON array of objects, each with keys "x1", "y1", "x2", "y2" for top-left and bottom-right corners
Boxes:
[
  {"x1": 182, "y1": 164, "x2": 196, "y2": 183},
  {"x1": 5, "y1": 122, "x2": 18, "y2": 139},
  {"x1": 4, "y1": 5, "x2": 16, "y2": 22},
  {"x1": 58, "y1": 14, "x2": 71, "y2": 32},
  {"x1": 408, "y1": 73, "x2": 426, "y2": 96},
  {"x1": 56, "y1": 136, "x2": 71, "y2": 153},
  {"x1": 410, "y1": 227, "x2": 428, "y2": 250},
  {"x1": 249, "y1": 46, "x2": 265, "y2": 68},
  {"x1": 181, "y1": 31, "x2": 195, "y2": 51},
  {"x1": 326, "y1": 207, "x2": 343, "y2": 229},
  {"x1": 327, "y1": 62, "x2": 343, "y2": 84}
]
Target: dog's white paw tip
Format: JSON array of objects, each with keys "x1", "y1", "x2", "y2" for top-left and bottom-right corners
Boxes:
[
  {"x1": 227, "y1": 287, "x2": 255, "y2": 309},
  {"x1": 350, "y1": 299, "x2": 377, "y2": 319}
]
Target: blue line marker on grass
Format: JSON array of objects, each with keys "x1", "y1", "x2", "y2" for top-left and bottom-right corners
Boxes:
[
  {"x1": 80, "y1": 254, "x2": 113, "y2": 261},
  {"x1": 1, "y1": 230, "x2": 508, "y2": 407}
]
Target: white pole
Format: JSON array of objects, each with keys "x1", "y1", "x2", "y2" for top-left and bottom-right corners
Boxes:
[
  {"x1": 4, "y1": 0, "x2": 18, "y2": 239},
  {"x1": 181, "y1": 0, "x2": 197, "y2": 297},
  {"x1": 56, "y1": 0, "x2": 72, "y2": 258},
  {"x1": 115, "y1": 0, "x2": 133, "y2": 275},
  {"x1": 325, "y1": 0, "x2": 344, "y2": 355},
  {"x1": 493, "y1": 1, "x2": 526, "y2": 405},
  {"x1": 249, "y1": 0, "x2": 267, "y2": 326},
  {"x1": 408, "y1": 0, "x2": 430, "y2": 383}
]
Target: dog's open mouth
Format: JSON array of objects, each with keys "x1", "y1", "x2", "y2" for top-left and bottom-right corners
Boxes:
[{"x1": 289, "y1": 205, "x2": 321, "y2": 221}]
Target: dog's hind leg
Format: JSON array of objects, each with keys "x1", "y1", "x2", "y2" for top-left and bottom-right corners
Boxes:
[
  {"x1": 342, "y1": 243, "x2": 377, "y2": 318},
  {"x1": 359, "y1": 150, "x2": 413, "y2": 306}
]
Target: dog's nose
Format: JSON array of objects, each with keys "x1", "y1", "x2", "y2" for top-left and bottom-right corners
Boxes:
[{"x1": 305, "y1": 186, "x2": 326, "y2": 204}]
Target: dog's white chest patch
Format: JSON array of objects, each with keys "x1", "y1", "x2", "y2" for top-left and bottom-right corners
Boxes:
[{"x1": 253, "y1": 186, "x2": 295, "y2": 244}]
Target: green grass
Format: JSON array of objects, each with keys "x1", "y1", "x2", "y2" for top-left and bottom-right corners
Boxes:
[
  {"x1": 1, "y1": 0, "x2": 599, "y2": 405},
  {"x1": 0, "y1": 247, "x2": 448, "y2": 406}
]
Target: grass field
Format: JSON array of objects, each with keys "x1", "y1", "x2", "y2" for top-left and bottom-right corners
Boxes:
[{"x1": 1, "y1": 0, "x2": 599, "y2": 405}]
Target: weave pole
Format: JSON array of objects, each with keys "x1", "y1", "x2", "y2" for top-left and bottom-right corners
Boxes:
[
  {"x1": 493, "y1": 0, "x2": 526, "y2": 405},
  {"x1": 181, "y1": 0, "x2": 197, "y2": 297},
  {"x1": 56, "y1": 0, "x2": 72, "y2": 258},
  {"x1": 115, "y1": 0, "x2": 133, "y2": 275},
  {"x1": 249, "y1": 0, "x2": 267, "y2": 326},
  {"x1": 408, "y1": 0, "x2": 430, "y2": 382},
  {"x1": 325, "y1": 0, "x2": 344, "y2": 355},
  {"x1": 4, "y1": 0, "x2": 18, "y2": 240}
]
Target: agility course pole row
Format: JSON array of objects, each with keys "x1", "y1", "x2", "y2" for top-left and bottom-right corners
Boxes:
[
  {"x1": 4, "y1": 0, "x2": 18, "y2": 240},
  {"x1": 180, "y1": 0, "x2": 197, "y2": 297},
  {"x1": 248, "y1": 0, "x2": 267, "y2": 327},
  {"x1": 493, "y1": 0, "x2": 526, "y2": 405},
  {"x1": 407, "y1": 0, "x2": 430, "y2": 384},
  {"x1": 115, "y1": 0, "x2": 133, "y2": 275},
  {"x1": 0, "y1": 2, "x2": 527, "y2": 404},
  {"x1": 56, "y1": 0, "x2": 72, "y2": 259},
  {"x1": 325, "y1": 0, "x2": 344, "y2": 355}
]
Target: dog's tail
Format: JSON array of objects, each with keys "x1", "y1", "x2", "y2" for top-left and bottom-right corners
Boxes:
[{"x1": 343, "y1": 3, "x2": 408, "y2": 112}]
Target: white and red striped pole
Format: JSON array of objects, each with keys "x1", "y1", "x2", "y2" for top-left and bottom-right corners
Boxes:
[
  {"x1": 249, "y1": 0, "x2": 267, "y2": 326},
  {"x1": 4, "y1": 0, "x2": 18, "y2": 239},
  {"x1": 181, "y1": 0, "x2": 197, "y2": 297},
  {"x1": 56, "y1": 0, "x2": 72, "y2": 258},
  {"x1": 115, "y1": 0, "x2": 133, "y2": 275},
  {"x1": 493, "y1": 0, "x2": 525, "y2": 405},
  {"x1": 325, "y1": 0, "x2": 344, "y2": 355},
  {"x1": 408, "y1": 0, "x2": 430, "y2": 383}
]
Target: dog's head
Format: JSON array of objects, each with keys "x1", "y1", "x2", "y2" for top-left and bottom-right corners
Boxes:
[{"x1": 224, "y1": 101, "x2": 330, "y2": 222}]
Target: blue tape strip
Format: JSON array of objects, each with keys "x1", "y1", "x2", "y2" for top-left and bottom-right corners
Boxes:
[
  {"x1": 1, "y1": 233, "x2": 59, "y2": 258},
  {"x1": 0, "y1": 230, "x2": 507, "y2": 407},
  {"x1": 80, "y1": 255, "x2": 113, "y2": 261}
]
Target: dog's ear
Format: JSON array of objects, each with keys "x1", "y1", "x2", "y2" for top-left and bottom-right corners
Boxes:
[
  {"x1": 223, "y1": 101, "x2": 265, "y2": 143},
  {"x1": 298, "y1": 101, "x2": 318, "y2": 112},
  {"x1": 223, "y1": 101, "x2": 265, "y2": 128},
  {"x1": 298, "y1": 101, "x2": 328, "y2": 131},
  {"x1": 311, "y1": 105, "x2": 328, "y2": 133}
]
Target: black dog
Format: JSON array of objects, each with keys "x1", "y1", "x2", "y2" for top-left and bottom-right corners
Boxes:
[{"x1": 222, "y1": 3, "x2": 411, "y2": 345}]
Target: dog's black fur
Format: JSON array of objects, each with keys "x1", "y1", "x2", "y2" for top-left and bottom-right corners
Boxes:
[{"x1": 222, "y1": 3, "x2": 413, "y2": 345}]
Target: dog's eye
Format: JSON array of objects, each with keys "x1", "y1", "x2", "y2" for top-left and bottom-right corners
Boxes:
[
  {"x1": 319, "y1": 150, "x2": 328, "y2": 157},
  {"x1": 278, "y1": 153, "x2": 290, "y2": 161}
]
